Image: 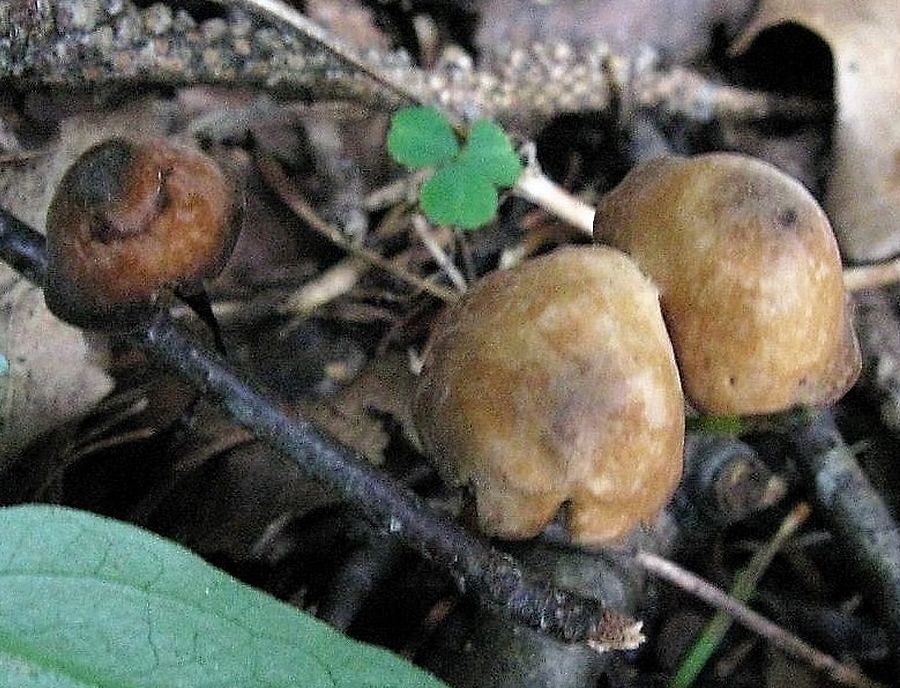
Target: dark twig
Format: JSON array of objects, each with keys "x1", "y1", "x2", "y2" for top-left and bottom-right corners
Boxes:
[
  {"x1": 790, "y1": 410, "x2": 900, "y2": 656},
  {"x1": 0, "y1": 205, "x2": 642, "y2": 650}
]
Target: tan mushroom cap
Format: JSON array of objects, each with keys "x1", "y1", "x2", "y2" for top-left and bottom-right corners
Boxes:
[
  {"x1": 593, "y1": 153, "x2": 861, "y2": 415},
  {"x1": 45, "y1": 138, "x2": 240, "y2": 330},
  {"x1": 413, "y1": 246, "x2": 684, "y2": 545}
]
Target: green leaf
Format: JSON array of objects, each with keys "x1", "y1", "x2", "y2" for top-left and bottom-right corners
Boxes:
[
  {"x1": 420, "y1": 161, "x2": 499, "y2": 230},
  {"x1": 0, "y1": 504, "x2": 448, "y2": 688},
  {"x1": 387, "y1": 106, "x2": 459, "y2": 170},
  {"x1": 457, "y1": 120, "x2": 523, "y2": 187}
]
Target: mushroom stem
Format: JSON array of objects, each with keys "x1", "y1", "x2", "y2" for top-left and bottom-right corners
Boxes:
[
  {"x1": 174, "y1": 288, "x2": 228, "y2": 356},
  {"x1": 0, "y1": 204, "x2": 643, "y2": 651}
]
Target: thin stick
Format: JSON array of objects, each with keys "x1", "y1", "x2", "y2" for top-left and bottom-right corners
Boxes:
[
  {"x1": 220, "y1": 0, "x2": 443, "y2": 117},
  {"x1": 514, "y1": 157, "x2": 595, "y2": 236},
  {"x1": 0, "y1": 205, "x2": 643, "y2": 651},
  {"x1": 410, "y1": 216, "x2": 468, "y2": 293},
  {"x1": 278, "y1": 256, "x2": 368, "y2": 316},
  {"x1": 844, "y1": 258, "x2": 900, "y2": 292},
  {"x1": 634, "y1": 550, "x2": 886, "y2": 688},
  {"x1": 364, "y1": 171, "x2": 429, "y2": 212}
]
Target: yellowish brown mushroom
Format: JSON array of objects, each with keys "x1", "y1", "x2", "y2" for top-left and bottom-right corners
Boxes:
[
  {"x1": 413, "y1": 246, "x2": 684, "y2": 545},
  {"x1": 593, "y1": 153, "x2": 860, "y2": 415}
]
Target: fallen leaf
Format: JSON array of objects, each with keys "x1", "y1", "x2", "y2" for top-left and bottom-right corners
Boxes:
[
  {"x1": 0, "y1": 278, "x2": 113, "y2": 468},
  {"x1": 732, "y1": 1, "x2": 900, "y2": 262}
]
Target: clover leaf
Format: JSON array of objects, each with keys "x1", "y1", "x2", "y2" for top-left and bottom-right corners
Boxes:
[
  {"x1": 387, "y1": 107, "x2": 523, "y2": 230},
  {"x1": 421, "y1": 161, "x2": 499, "y2": 230},
  {"x1": 387, "y1": 106, "x2": 459, "y2": 169},
  {"x1": 457, "y1": 119, "x2": 524, "y2": 187}
]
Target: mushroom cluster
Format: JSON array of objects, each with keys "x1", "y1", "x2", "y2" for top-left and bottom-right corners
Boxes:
[
  {"x1": 414, "y1": 153, "x2": 860, "y2": 545},
  {"x1": 44, "y1": 137, "x2": 241, "y2": 331},
  {"x1": 43, "y1": 141, "x2": 860, "y2": 547}
]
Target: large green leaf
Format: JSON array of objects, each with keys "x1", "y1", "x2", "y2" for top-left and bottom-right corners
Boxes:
[{"x1": 0, "y1": 505, "x2": 448, "y2": 688}]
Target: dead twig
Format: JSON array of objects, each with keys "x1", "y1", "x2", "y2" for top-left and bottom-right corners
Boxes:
[
  {"x1": 634, "y1": 549, "x2": 886, "y2": 688},
  {"x1": 844, "y1": 258, "x2": 900, "y2": 292},
  {"x1": 278, "y1": 256, "x2": 368, "y2": 317},
  {"x1": 0, "y1": 204, "x2": 643, "y2": 652},
  {"x1": 410, "y1": 216, "x2": 468, "y2": 293}
]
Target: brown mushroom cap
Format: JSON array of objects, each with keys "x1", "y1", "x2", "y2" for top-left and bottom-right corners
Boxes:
[
  {"x1": 45, "y1": 137, "x2": 240, "y2": 330},
  {"x1": 593, "y1": 153, "x2": 861, "y2": 415},
  {"x1": 413, "y1": 246, "x2": 685, "y2": 545}
]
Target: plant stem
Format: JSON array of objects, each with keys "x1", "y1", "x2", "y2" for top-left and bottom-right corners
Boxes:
[
  {"x1": 0, "y1": 204, "x2": 642, "y2": 651},
  {"x1": 514, "y1": 162, "x2": 595, "y2": 236}
]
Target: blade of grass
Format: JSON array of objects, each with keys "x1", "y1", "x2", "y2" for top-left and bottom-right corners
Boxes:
[{"x1": 670, "y1": 502, "x2": 811, "y2": 688}]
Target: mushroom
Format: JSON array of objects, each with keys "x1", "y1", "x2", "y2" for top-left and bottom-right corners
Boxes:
[
  {"x1": 44, "y1": 137, "x2": 241, "y2": 331},
  {"x1": 413, "y1": 246, "x2": 684, "y2": 545},
  {"x1": 593, "y1": 153, "x2": 861, "y2": 416}
]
